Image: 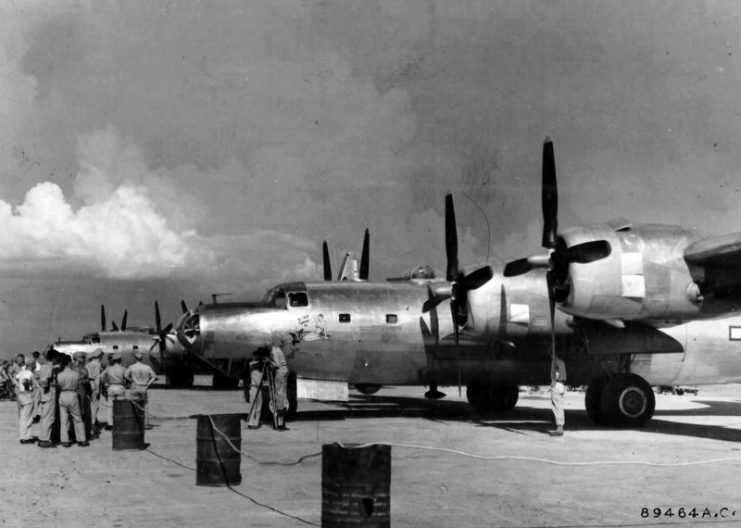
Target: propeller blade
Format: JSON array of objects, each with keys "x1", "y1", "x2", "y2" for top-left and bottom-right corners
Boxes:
[
  {"x1": 111, "y1": 321, "x2": 119, "y2": 332},
  {"x1": 450, "y1": 301, "x2": 462, "y2": 397},
  {"x1": 459, "y1": 266, "x2": 493, "y2": 291},
  {"x1": 546, "y1": 270, "x2": 557, "y2": 361},
  {"x1": 148, "y1": 341, "x2": 158, "y2": 352},
  {"x1": 181, "y1": 300, "x2": 188, "y2": 314},
  {"x1": 322, "y1": 241, "x2": 332, "y2": 281},
  {"x1": 541, "y1": 138, "x2": 558, "y2": 249},
  {"x1": 162, "y1": 323, "x2": 173, "y2": 334},
  {"x1": 101, "y1": 305, "x2": 106, "y2": 333},
  {"x1": 359, "y1": 228, "x2": 370, "y2": 281},
  {"x1": 121, "y1": 310, "x2": 128, "y2": 332},
  {"x1": 422, "y1": 284, "x2": 449, "y2": 313},
  {"x1": 503, "y1": 258, "x2": 533, "y2": 277},
  {"x1": 445, "y1": 193, "x2": 459, "y2": 282},
  {"x1": 155, "y1": 301, "x2": 162, "y2": 334},
  {"x1": 498, "y1": 284, "x2": 508, "y2": 342},
  {"x1": 565, "y1": 240, "x2": 611, "y2": 264}
]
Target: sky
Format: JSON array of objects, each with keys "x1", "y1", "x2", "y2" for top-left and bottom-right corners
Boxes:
[{"x1": 0, "y1": 0, "x2": 739, "y2": 355}]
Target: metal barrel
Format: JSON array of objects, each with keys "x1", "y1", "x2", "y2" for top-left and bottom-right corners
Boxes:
[
  {"x1": 196, "y1": 414, "x2": 242, "y2": 486},
  {"x1": 322, "y1": 443, "x2": 391, "y2": 528},
  {"x1": 112, "y1": 399, "x2": 146, "y2": 450}
]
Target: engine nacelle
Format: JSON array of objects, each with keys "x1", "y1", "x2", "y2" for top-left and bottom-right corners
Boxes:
[
  {"x1": 558, "y1": 224, "x2": 703, "y2": 321},
  {"x1": 466, "y1": 269, "x2": 574, "y2": 339}
]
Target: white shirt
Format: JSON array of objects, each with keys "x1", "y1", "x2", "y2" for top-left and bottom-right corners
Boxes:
[{"x1": 15, "y1": 367, "x2": 35, "y2": 393}]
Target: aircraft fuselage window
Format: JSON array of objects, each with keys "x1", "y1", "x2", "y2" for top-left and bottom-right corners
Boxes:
[
  {"x1": 289, "y1": 292, "x2": 308, "y2": 307},
  {"x1": 339, "y1": 313, "x2": 351, "y2": 323},
  {"x1": 113, "y1": 345, "x2": 119, "y2": 350},
  {"x1": 133, "y1": 345, "x2": 139, "y2": 350},
  {"x1": 386, "y1": 314, "x2": 398, "y2": 324}
]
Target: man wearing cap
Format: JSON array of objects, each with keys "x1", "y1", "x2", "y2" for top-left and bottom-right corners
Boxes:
[
  {"x1": 100, "y1": 353, "x2": 126, "y2": 430},
  {"x1": 86, "y1": 349, "x2": 104, "y2": 433},
  {"x1": 36, "y1": 349, "x2": 58, "y2": 448},
  {"x1": 73, "y1": 352, "x2": 93, "y2": 440},
  {"x1": 125, "y1": 351, "x2": 157, "y2": 428},
  {"x1": 56, "y1": 354, "x2": 88, "y2": 447},
  {"x1": 14, "y1": 354, "x2": 37, "y2": 444},
  {"x1": 549, "y1": 353, "x2": 568, "y2": 437}
]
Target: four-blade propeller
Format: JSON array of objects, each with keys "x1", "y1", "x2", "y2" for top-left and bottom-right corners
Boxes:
[
  {"x1": 502, "y1": 138, "x2": 611, "y2": 363},
  {"x1": 150, "y1": 301, "x2": 175, "y2": 355}
]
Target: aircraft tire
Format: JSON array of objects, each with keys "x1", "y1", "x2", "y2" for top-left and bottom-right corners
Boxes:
[
  {"x1": 466, "y1": 383, "x2": 487, "y2": 410},
  {"x1": 600, "y1": 373, "x2": 655, "y2": 428},
  {"x1": 585, "y1": 374, "x2": 610, "y2": 425},
  {"x1": 488, "y1": 384, "x2": 519, "y2": 412},
  {"x1": 354, "y1": 384, "x2": 382, "y2": 395}
]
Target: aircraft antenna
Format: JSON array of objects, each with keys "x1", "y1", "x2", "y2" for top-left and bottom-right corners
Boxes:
[{"x1": 461, "y1": 190, "x2": 491, "y2": 266}]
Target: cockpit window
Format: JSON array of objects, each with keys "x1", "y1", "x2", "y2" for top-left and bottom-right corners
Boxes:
[
  {"x1": 273, "y1": 289, "x2": 287, "y2": 308},
  {"x1": 288, "y1": 292, "x2": 308, "y2": 307}
]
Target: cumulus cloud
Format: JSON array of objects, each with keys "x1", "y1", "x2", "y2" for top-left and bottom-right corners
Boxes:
[{"x1": 0, "y1": 179, "x2": 212, "y2": 279}]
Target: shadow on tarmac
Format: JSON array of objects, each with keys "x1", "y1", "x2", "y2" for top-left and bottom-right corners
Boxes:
[{"x1": 296, "y1": 392, "x2": 741, "y2": 443}]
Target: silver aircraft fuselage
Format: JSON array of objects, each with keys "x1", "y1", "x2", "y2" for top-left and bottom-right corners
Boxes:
[{"x1": 177, "y1": 275, "x2": 741, "y2": 389}]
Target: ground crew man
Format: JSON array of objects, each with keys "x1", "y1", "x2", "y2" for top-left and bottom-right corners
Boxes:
[
  {"x1": 268, "y1": 341, "x2": 289, "y2": 431},
  {"x1": 14, "y1": 354, "x2": 37, "y2": 444},
  {"x1": 36, "y1": 350, "x2": 58, "y2": 448},
  {"x1": 101, "y1": 353, "x2": 126, "y2": 430},
  {"x1": 246, "y1": 347, "x2": 268, "y2": 429},
  {"x1": 125, "y1": 351, "x2": 157, "y2": 428},
  {"x1": 86, "y1": 349, "x2": 104, "y2": 432},
  {"x1": 31, "y1": 350, "x2": 41, "y2": 421},
  {"x1": 56, "y1": 356, "x2": 88, "y2": 447},
  {"x1": 550, "y1": 353, "x2": 567, "y2": 437},
  {"x1": 73, "y1": 352, "x2": 93, "y2": 440}
]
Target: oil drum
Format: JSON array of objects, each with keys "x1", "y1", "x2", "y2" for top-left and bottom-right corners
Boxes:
[
  {"x1": 196, "y1": 414, "x2": 242, "y2": 486},
  {"x1": 322, "y1": 443, "x2": 391, "y2": 527},
  {"x1": 112, "y1": 399, "x2": 146, "y2": 450}
]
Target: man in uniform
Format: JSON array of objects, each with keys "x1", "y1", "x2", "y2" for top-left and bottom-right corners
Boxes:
[
  {"x1": 73, "y1": 352, "x2": 93, "y2": 440},
  {"x1": 268, "y1": 340, "x2": 289, "y2": 431},
  {"x1": 124, "y1": 351, "x2": 157, "y2": 428},
  {"x1": 246, "y1": 347, "x2": 268, "y2": 429},
  {"x1": 550, "y1": 353, "x2": 567, "y2": 437},
  {"x1": 101, "y1": 353, "x2": 127, "y2": 430},
  {"x1": 36, "y1": 349, "x2": 58, "y2": 448},
  {"x1": 86, "y1": 349, "x2": 104, "y2": 433},
  {"x1": 56, "y1": 355, "x2": 88, "y2": 447},
  {"x1": 14, "y1": 354, "x2": 37, "y2": 444}
]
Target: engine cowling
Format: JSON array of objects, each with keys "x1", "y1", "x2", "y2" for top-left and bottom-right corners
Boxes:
[
  {"x1": 556, "y1": 224, "x2": 703, "y2": 321},
  {"x1": 466, "y1": 269, "x2": 574, "y2": 339}
]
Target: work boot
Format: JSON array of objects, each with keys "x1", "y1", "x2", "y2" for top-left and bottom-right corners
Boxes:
[
  {"x1": 77, "y1": 441, "x2": 90, "y2": 447},
  {"x1": 549, "y1": 426, "x2": 564, "y2": 437},
  {"x1": 38, "y1": 441, "x2": 56, "y2": 448}
]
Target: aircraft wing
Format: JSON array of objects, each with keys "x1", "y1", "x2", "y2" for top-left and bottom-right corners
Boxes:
[
  {"x1": 684, "y1": 231, "x2": 741, "y2": 299},
  {"x1": 684, "y1": 231, "x2": 741, "y2": 266}
]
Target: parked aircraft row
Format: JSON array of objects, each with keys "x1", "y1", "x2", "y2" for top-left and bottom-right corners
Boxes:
[{"x1": 48, "y1": 138, "x2": 741, "y2": 429}]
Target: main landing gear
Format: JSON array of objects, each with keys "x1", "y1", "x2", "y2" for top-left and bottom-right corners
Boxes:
[
  {"x1": 466, "y1": 383, "x2": 519, "y2": 413},
  {"x1": 585, "y1": 373, "x2": 655, "y2": 428}
]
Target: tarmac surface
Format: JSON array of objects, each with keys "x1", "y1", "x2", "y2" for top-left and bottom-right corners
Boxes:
[{"x1": 3, "y1": 380, "x2": 741, "y2": 528}]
